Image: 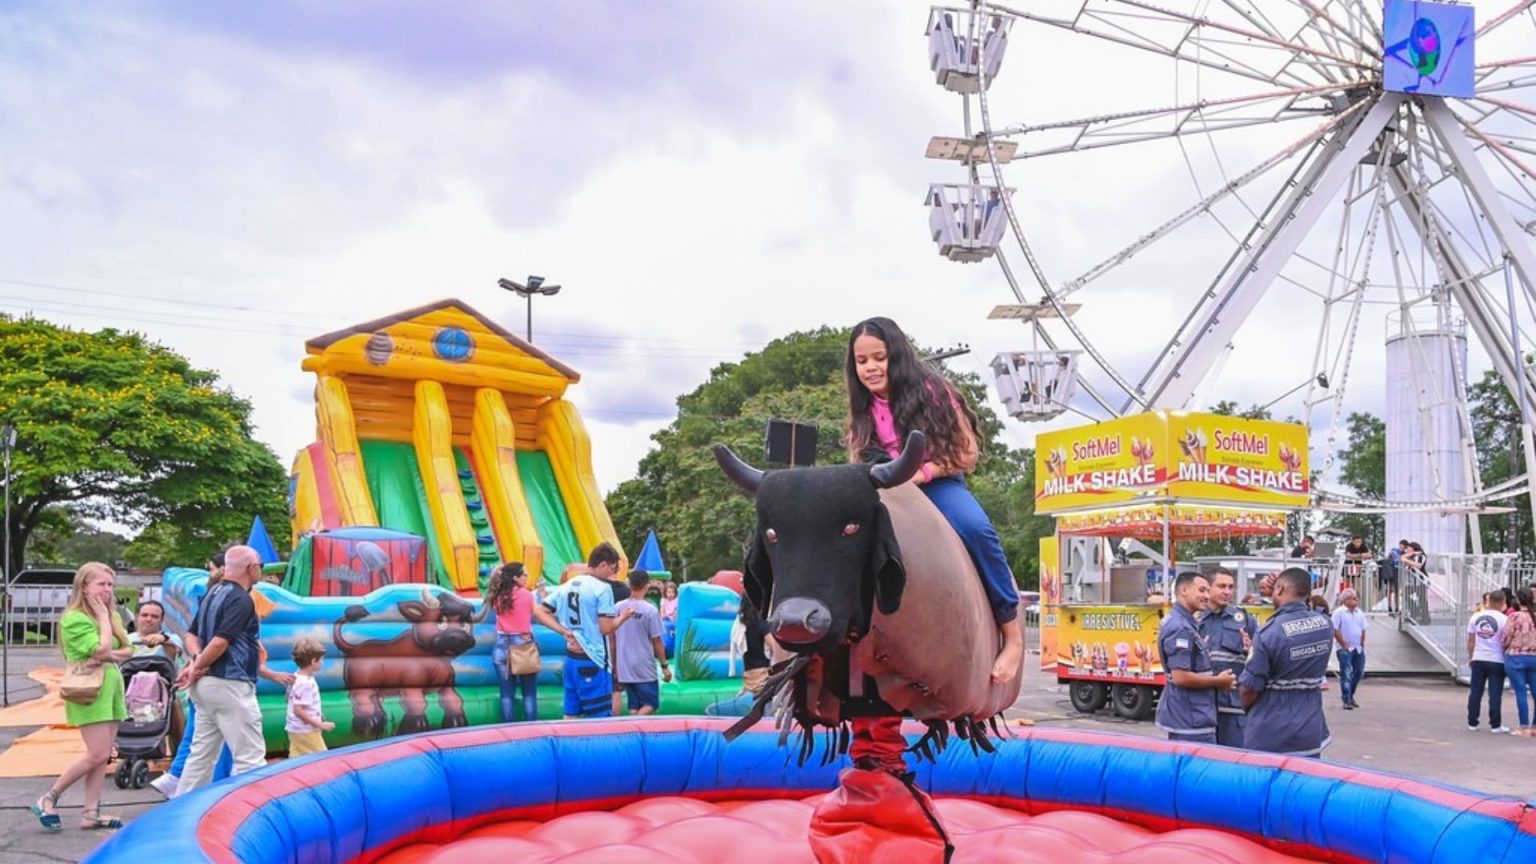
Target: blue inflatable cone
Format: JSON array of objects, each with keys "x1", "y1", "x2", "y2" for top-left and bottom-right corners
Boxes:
[
  {"x1": 248, "y1": 515, "x2": 281, "y2": 564},
  {"x1": 635, "y1": 529, "x2": 666, "y2": 573}
]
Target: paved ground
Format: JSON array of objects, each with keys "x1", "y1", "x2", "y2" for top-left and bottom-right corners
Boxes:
[{"x1": 1, "y1": 646, "x2": 1532, "y2": 863}]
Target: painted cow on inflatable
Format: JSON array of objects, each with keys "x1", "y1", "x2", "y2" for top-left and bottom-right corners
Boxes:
[{"x1": 333, "y1": 588, "x2": 488, "y2": 738}]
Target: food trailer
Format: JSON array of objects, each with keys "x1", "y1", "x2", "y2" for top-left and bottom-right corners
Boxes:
[{"x1": 1036, "y1": 411, "x2": 1310, "y2": 720}]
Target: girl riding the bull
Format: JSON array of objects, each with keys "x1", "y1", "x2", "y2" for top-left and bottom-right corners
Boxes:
[{"x1": 844, "y1": 316, "x2": 1024, "y2": 686}]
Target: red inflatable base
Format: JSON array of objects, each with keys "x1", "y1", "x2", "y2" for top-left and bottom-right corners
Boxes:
[{"x1": 375, "y1": 795, "x2": 1319, "y2": 864}]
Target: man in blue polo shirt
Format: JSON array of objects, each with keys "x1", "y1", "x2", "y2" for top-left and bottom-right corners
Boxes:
[
  {"x1": 173, "y1": 545, "x2": 266, "y2": 793},
  {"x1": 1241, "y1": 567, "x2": 1332, "y2": 756},
  {"x1": 1156, "y1": 572, "x2": 1236, "y2": 743}
]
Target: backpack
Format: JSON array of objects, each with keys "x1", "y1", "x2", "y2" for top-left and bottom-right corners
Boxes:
[{"x1": 124, "y1": 671, "x2": 168, "y2": 723}]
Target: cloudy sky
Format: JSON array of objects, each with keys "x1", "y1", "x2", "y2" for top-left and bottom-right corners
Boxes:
[{"x1": 4, "y1": 1, "x2": 1532, "y2": 514}]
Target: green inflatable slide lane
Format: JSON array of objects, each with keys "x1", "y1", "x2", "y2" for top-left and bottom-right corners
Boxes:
[
  {"x1": 453, "y1": 448, "x2": 502, "y2": 592},
  {"x1": 358, "y1": 440, "x2": 450, "y2": 588},
  {"x1": 516, "y1": 450, "x2": 584, "y2": 584}
]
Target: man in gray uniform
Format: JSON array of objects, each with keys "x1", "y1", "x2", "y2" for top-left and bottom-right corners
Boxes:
[
  {"x1": 1200, "y1": 566, "x2": 1257, "y2": 747},
  {"x1": 1240, "y1": 567, "x2": 1332, "y2": 757},
  {"x1": 1156, "y1": 572, "x2": 1237, "y2": 743}
]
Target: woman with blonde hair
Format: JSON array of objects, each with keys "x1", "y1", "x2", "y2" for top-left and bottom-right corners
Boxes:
[{"x1": 32, "y1": 562, "x2": 132, "y2": 831}]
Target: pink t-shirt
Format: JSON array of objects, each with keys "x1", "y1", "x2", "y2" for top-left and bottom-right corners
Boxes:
[
  {"x1": 660, "y1": 596, "x2": 678, "y2": 621},
  {"x1": 870, "y1": 395, "x2": 904, "y2": 460},
  {"x1": 495, "y1": 586, "x2": 534, "y2": 635},
  {"x1": 870, "y1": 386, "x2": 963, "y2": 461}
]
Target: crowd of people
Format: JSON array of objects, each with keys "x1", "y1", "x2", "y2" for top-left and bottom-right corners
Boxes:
[
  {"x1": 1289, "y1": 533, "x2": 1427, "y2": 613},
  {"x1": 29, "y1": 539, "x2": 686, "y2": 834}
]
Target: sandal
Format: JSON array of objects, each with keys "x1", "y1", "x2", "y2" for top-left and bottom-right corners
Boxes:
[
  {"x1": 80, "y1": 808, "x2": 124, "y2": 830},
  {"x1": 31, "y1": 789, "x2": 61, "y2": 832}
]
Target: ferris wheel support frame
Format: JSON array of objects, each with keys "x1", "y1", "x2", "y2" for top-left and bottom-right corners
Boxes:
[
  {"x1": 1383, "y1": 165, "x2": 1536, "y2": 411},
  {"x1": 1420, "y1": 97, "x2": 1536, "y2": 544},
  {"x1": 1138, "y1": 93, "x2": 1404, "y2": 410}
]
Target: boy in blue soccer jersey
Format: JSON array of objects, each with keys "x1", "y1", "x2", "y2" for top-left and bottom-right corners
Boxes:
[{"x1": 533, "y1": 543, "x2": 636, "y2": 718}]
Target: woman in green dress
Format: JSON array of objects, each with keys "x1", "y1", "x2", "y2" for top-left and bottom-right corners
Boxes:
[{"x1": 31, "y1": 561, "x2": 132, "y2": 831}]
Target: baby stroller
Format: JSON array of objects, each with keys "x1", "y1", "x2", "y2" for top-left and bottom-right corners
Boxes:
[{"x1": 113, "y1": 654, "x2": 176, "y2": 789}]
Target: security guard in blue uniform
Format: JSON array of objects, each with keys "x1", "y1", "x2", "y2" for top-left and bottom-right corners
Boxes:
[
  {"x1": 1155, "y1": 572, "x2": 1236, "y2": 743},
  {"x1": 1199, "y1": 566, "x2": 1257, "y2": 747},
  {"x1": 1240, "y1": 567, "x2": 1332, "y2": 757}
]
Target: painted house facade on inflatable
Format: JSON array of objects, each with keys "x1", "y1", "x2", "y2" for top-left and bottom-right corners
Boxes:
[{"x1": 287, "y1": 298, "x2": 622, "y2": 589}]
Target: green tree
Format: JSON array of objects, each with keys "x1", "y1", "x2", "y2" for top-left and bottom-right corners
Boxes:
[
  {"x1": 25, "y1": 507, "x2": 130, "y2": 568},
  {"x1": 1468, "y1": 369, "x2": 1532, "y2": 554},
  {"x1": 0, "y1": 315, "x2": 289, "y2": 575},
  {"x1": 605, "y1": 328, "x2": 1042, "y2": 585},
  {"x1": 1324, "y1": 412, "x2": 1387, "y2": 548}
]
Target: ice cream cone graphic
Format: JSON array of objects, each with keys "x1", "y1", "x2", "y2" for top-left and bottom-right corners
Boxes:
[{"x1": 1045, "y1": 446, "x2": 1068, "y2": 479}]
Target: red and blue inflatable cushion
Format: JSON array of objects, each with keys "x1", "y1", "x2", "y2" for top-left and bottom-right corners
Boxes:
[{"x1": 87, "y1": 718, "x2": 1536, "y2": 864}]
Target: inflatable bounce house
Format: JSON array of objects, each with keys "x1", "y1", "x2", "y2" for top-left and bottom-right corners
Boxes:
[{"x1": 159, "y1": 301, "x2": 745, "y2": 749}]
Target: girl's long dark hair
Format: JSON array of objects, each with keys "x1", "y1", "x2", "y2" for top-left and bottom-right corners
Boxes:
[
  {"x1": 1520, "y1": 586, "x2": 1536, "y2": 630},
  {"x1": 485, "y1": 562, "x2": 527, "y2": 614},
  {"x1": 843, "y1": 317, "x2": 981, "y2": 469}
]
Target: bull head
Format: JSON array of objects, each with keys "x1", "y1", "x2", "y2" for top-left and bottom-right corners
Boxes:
[
  {"x1": 712, "y1": 431, "x2": 921, "y2": 654},
  {"x1": 399, "y1": 588, "x2": 481, "y2": 656}
]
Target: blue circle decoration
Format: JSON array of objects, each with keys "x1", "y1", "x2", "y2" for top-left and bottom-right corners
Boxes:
[{"x1": 432, "y1": 327, "x2": 473, "y2": 362}]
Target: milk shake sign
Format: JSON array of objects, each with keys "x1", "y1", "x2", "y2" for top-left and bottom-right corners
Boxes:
[
  {"x1": 1034, "y1": 411, "x2": 1170, "y2": 512},
  {"x1": 1167, "y1": 414, "x2": 1309, "y2": 507},
  {"x1": 1035, "y1": 411, "x2": 1310, "y2": 513}
]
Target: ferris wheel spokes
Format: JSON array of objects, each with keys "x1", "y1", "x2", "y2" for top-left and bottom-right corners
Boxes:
[
  {"x1": 983, "y1": 81, "x2": 1366, "y2": 162},
  {"x1": 989, "y1": 0, "x2": 1376, "y2": 89},
  {"x1": 1056, "y1": 99, "x2": 1369, "y2": 300},
  {"x1": 1134, "y1": 94, "x2": 1400, "y2": 410}
]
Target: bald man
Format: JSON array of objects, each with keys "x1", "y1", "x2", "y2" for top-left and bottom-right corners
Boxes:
[{"x1": 175, "y1": 545, "x2": 268, "y2": 793}]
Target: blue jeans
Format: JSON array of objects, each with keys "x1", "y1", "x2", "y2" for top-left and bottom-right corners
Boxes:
[
  {"x1": 921, "y1": 476, "x2": 1021, "y2": 624},
  {"x1": 1467, "y1": 660, "x2": 1506, "y2": 728},
  {"x1": 170, "y1": 696, "x2": 232, "y2": 780},
  {"x1": 492, "y1": 634, "x2": 539, "y2": 723},
  {"x1": 1337, "y1": 649, "x2": 1365, "y2": 704},
  {"x1": 1505, "y1": 654, "x2": 1536, "y2": 729}
]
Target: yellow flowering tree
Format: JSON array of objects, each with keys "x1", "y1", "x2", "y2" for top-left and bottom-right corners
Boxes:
[{"x1": 0, "y1": 314, "x2": 288, "y2": 573}]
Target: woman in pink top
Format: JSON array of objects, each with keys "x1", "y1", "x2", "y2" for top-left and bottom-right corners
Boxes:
[
  {"x1": 1501, "y1": 586, "x2": 1536, "y2": 736},
  {"x1": 845, "y1": 316, "x2": 1023, "y2": 686},
  {"x1": 487, "y1": 562, "x2": 538, "y2": 722}
]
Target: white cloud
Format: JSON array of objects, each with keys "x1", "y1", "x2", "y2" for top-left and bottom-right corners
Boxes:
[{"x1": 2, "y1": 0, "x2": 1530, "y2": 516}]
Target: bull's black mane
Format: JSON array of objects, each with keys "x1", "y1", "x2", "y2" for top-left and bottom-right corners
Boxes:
[{"x1": 722, "y1": 654, "x2": 1009, "y2": 766}]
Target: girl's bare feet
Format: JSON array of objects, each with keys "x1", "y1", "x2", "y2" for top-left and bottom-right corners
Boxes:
[{"x1": 991, "y1": 619, "x2": 1024, "y2": 685}]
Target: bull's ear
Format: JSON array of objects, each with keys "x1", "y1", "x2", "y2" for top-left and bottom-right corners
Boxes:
[
  {"x1": 743, "y1": 532, "x2": 773, "y2": 615},
  {"x1": 870, "y1": 502, "x2": 905, "y2": 615}
]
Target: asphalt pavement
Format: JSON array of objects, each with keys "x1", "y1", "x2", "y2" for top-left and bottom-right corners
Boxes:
[{"x1": 0, "y1": 646, "x2": 1531, "y2": 863}]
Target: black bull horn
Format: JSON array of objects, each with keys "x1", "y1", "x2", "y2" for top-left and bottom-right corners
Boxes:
[{"x1": 712, "y1": 430, "x2": 927, "y2": 494}]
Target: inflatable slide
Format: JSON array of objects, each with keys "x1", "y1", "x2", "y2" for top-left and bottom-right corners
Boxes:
[{"x1": 288, "y1": 299, "x2": 620, "y2": 588}]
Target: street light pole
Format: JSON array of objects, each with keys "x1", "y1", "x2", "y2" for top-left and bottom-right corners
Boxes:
[
  {"x1": 497, "y1": 275, "x2": 563, "y2": 343},
  {"x1": 2, "y1": 424, "x2": 16, "y2": 708}
]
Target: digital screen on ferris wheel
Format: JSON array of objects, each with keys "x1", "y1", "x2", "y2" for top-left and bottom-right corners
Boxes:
[{"x1": 1382, "y1": 0, "x2": 1475, "y2": 98}]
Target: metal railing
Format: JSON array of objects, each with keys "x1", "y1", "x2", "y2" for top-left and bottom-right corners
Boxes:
[
  {"x1": 1393, "y1": 553, "x2": 1518, "y2": 680},
  {"x1": 1, "y1": 598, "x2": 63, "y2": 647}
]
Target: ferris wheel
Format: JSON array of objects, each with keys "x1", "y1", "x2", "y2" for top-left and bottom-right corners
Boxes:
[{"x1": 923, "y1": 1, "x2": 1536, "y2": 539}]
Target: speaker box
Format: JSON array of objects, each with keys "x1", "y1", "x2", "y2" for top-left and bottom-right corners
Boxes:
[{"x1": 765, "y1": 419, "x2": 819, "y2": 466}]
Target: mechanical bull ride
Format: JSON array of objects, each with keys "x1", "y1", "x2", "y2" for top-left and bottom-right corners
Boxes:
[
  {"x1": 333, "y1": 588, "x2": 489, "y2": 738},
  {"x1": 715, "y1": 430, "x2": 1021, "y2": 863}
]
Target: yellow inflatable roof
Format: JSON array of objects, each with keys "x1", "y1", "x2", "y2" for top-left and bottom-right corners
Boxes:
[{"x1": 301, "y1": 298, "x2": 579, "y2": 396}]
